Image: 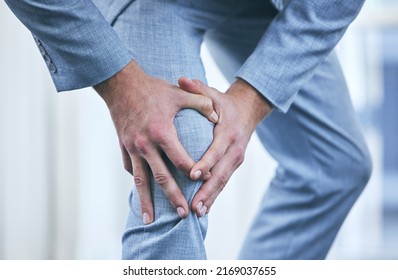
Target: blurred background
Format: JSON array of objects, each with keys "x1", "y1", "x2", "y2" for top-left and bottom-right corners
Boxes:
[{"x1": 0, "y1": 0, "x2": 397, "y2": 259}]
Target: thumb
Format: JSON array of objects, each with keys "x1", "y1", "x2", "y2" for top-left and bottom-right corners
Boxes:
[
  {"x1": 178, "y1": 77, "x2": 211, "y2": 97},
  {"x1": 179, "y1": 93, "x2": 219, "y2": 124}
]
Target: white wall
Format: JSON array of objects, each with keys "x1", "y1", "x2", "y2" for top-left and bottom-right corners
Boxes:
[{"x1": 0, "y1": 2, "x2": 131, "y2": 259}]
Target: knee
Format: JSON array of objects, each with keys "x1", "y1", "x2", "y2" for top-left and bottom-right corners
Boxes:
[
  {"x1": 345, "y1": 145, "x2": 372, "y2": 191},
  {"x1": 174, "y1": 109, "x2": 214, "y2": 162},
  {"x1": 353, "y1": 148, "x2": 373, "y2": 189},
  {"x1": 324, "y1": 143, "x2": 372, "y2": 196}
]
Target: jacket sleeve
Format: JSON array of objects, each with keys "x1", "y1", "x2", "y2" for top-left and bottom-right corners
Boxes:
[
  {"x1": 4, "y1": 0, "x2": 133, "y2": 92},
  {"x1": 235, "y1": 0, "x2": 365, "y2": 113}
]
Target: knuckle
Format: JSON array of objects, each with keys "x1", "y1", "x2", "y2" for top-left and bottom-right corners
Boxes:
[
  {"x1": 134, "y1": 137, "x2": 149, "y2": 155},
  {"x1": 148, "y1": 125, "x2": 167, "y2": 144},
  {"x1": 154, "y1": 173, "x2": 171, "y2": 186},
  {"x1": 174, "y1": 157, "x2": 188, "y2": 170},
  {"x1": 201, "y1": 97, "x2": 213, "y2": 112},
  {"x1": 212, "y1": 148, "x2": 223, "y2": 162},
  {"x1": 234, "y1": 145, "x2": 245, "y2": 165},
  {"x1": 215, "y1": 150, "x2": 223, "y2": 162},
  {"x1": 134, "y1": 176, "x2": 145, "y2": 187},
  {"x1": 123, "y1": 138, "x2": 136, "y2": 152},
  {"x1": 237, "y1": 155, "x2": 245, "y2": 166},
  {"x1": 229, "y1": 132, "x2": 239, "y2": 143},
  {"x1": 218, "y1": 173, "x2": 229, "y2": 189}
]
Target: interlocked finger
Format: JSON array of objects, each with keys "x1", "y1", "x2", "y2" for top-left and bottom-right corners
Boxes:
[
  {"x1": 142, "y1": 145, "x2": 189, "y2": 219},
  {"x1": 155, "y1": 126, "x2": 197, "y2": 178},
  {"x1": 190, "y1": 129, "x2": 229, "y2": 180},
  {"x1": 130, "y1": 155, "x2": 153, "y2": 225},
  {"x1": 191, "y1": 145, "x2": 242, "y2": 217},
  {"x1": 179, "y1": 91, "x2": 218, "y2": 123}
]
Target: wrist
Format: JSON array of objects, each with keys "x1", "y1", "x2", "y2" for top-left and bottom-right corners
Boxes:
[
  {"x1": 94, "y1": 60, "x2": 145, "y2": 109},
  {"x1": 227, "y1": 78, "x2": 273, "y2": 125}
]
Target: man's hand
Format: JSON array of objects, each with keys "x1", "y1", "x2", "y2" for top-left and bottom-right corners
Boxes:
[
  {"x1": 178, "y1": 77, "x2": 272, "y2": 217},
  {"x1": 94, "y1": 61, "x2": 219, "y2": 224}
]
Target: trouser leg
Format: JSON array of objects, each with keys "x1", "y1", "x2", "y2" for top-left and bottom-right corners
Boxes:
[
  {"x1": 204, "y1": 2, "x2": 372, "y2": 259},
  {"x1": 112, "y1": 0, "x2": 213, "y2": 259},
  {"x1": 240, "y1": 52, "x2": 372, "y2": 259}
]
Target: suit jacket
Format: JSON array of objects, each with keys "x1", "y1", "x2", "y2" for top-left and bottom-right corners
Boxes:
[{"x1": 5, "y1": 0, "x2": 365, "y2": 113}]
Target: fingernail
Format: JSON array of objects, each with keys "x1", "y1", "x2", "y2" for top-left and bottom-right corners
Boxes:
[
  {"x1": 143, "y1": 213, "x2": 151, "y2": 225},
  {"x1": 177, "y1": 207, "x2": 185, "y2": 218},
  {"x1": 193, "y1": 170, "x2": 202, "y2": 180},
  {"x1": 203, "y1": 172, "x2": 211, "y2": 180},
  {"x1": 200, "y1": 206, "x2": 208, "y2": 217},
  {"x1": 197, "y1": 201, "x2": 205, "y2": 217},
  {"x1": 197, "y1": 201, "x2": 203, "y2": 211},
  {"x1": 210, "y1": 111, "x2": 219, "y2": 123}
]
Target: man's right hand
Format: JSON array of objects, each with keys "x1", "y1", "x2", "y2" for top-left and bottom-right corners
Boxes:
[{"x1": 94, "y1": 60, "x2": 218, "y2": 225}]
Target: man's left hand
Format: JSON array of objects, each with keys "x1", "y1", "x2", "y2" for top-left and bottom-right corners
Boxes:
[{"x1": 178, "y1": 77, "x2": 273, "y2": 216}]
